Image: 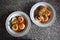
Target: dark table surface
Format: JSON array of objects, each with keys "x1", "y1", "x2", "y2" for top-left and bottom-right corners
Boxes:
[{"x1": 0, "y1": 0, "x2": 60, "y2": 40}]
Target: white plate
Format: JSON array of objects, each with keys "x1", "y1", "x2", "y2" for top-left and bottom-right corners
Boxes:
[
  {"x1": 5, "y1": 11, "x2": 31, "y2": 37},
  {"x1": 30, "y1": 2, "x2": 56, "y2": 27}
]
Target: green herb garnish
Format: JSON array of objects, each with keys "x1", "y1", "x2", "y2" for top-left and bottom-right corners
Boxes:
[
  {"x1": 39, "y1": 8, "x2": 45, "y2": 16},
  {"x1": 9, "y1": 20, "x2": 13, "y2": 26}
]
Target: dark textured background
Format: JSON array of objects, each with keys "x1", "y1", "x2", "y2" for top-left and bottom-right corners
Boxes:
[{"x1": 0, "y1": 0, "x2": 60, "y2": 40}]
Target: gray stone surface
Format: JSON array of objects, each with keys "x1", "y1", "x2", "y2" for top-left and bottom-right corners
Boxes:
[{"x1": 0, "y1": 0, "x2": 60, "y2": 40}]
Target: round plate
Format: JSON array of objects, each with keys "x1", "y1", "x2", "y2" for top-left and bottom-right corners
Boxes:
[
  {"x1": 5, "y1": 11, "x2": 31, "y2": 37},
  {"x1": 30, "y1": 2, "x2": 56, "y2": 27}
]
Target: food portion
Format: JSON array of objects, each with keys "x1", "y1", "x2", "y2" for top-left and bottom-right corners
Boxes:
[
  {"x1": 34, "y1": 5, "x2": 51, "y2": 23},
  {"x1": 10, "y1": 16, "x2": 26, "y2": 32}
]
